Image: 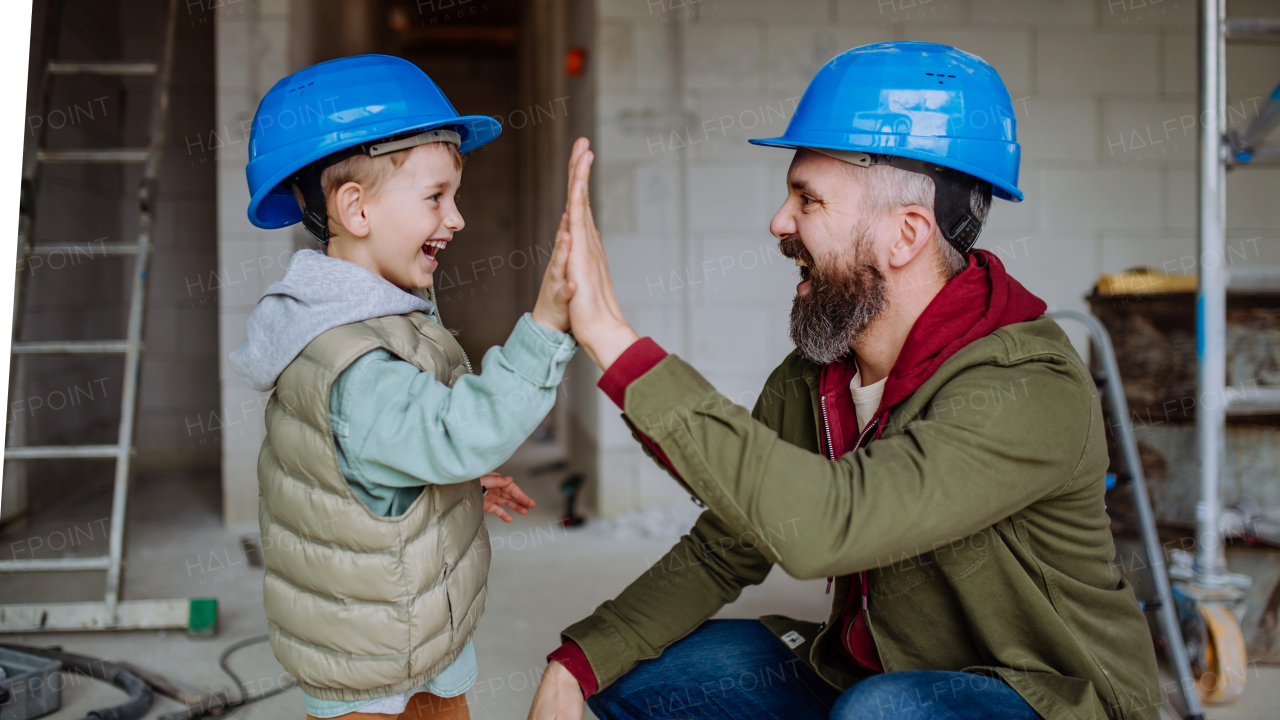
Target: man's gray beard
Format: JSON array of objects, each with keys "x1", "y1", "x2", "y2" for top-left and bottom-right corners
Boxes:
[{"x1": 788, "y1": 223, "x2": 888, "y2": 365}]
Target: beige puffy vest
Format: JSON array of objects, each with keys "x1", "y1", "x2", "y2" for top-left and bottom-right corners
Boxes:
[{"x1": 256, "y1": 311, "x2": 489, "y2": 701}]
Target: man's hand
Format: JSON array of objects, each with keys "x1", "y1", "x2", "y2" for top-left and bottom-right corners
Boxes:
[
  {"x1": 562, "y1": 139, "x2": 639, "y2": 370},
  {"x1": 527, "y1": 661, "x2": 585, "y2": 720},
  {"x1": 478, "y1": 472, "x2": 535, "y2": 523}
]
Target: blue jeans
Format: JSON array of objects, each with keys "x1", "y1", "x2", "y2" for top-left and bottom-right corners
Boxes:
[{"x1": 587, "y1": 620, "x2": 1043, "y2": 720}]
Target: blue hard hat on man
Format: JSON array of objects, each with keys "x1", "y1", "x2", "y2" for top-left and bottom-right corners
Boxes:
[
  {"x1": 751, "y1": 41, "x2": 1022, "y2": 254},
  {"x1": 244, "y1": 54, "x2": 501, "y2": 242}
]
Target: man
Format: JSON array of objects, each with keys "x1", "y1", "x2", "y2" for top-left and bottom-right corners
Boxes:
[{"x1": 530, "y1": 42, "x2": 1162, "y2": 720}]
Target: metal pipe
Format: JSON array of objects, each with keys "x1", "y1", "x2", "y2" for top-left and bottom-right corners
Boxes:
[
  {"x1": 1196, "y1": 0, "x2": 1228, "y2": 585},
  {"x1": 11, "y1": 341, "x2": 129, "y2": 353},
  {"x1": 47, "y1": 61, "x2": 157, "y2": 76},
  {"x1": 36, "y1": 149, "x2": 150, "y2": 163},
  {"x1": 1049, "y1": 309, "x2": 1205, "y2": 719},
  {"x1": 1223, "y1": 17, "x2": 1280, "y2": 38},
  {"x1": 5, "y1": 444, "x2": 119, "y2": 459}
]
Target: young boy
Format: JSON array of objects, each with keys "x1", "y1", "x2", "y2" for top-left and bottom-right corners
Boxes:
[{"x1": 230, "y1": 55, "x2": 580, "y2": 720}]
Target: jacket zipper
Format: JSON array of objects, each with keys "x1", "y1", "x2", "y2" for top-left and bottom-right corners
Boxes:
[
  {"x1": 819, "y1": 395, "x2": 835, "y2": 460},
  {"x1": 851, "y1": 418, "x2": 877, "y2": 655},
  {"x1": 819, "y1": 374, "x2": 878, "y2": 661},
  {"x1": 819, "y1": 392, "x2": 835, "y2": 594}
]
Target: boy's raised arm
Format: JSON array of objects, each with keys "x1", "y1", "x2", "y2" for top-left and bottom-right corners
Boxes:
[{"x1": 335, "y1": 314, "x2": 575, "y2": 487}]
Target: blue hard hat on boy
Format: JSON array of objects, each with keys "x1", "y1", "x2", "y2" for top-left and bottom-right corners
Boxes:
[
  {"x1": 245, "y1": 54, "x2": 501, "y2": 239},
  {"x1": 750, "y1": 41, "x2": 1022, "y2": 253}
]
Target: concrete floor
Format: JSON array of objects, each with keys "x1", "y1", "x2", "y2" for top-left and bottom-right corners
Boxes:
[{"x1": 2, "y1": 439, "x2": 1277, "y2": 719}]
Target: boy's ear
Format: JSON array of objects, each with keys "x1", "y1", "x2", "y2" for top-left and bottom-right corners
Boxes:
[{"x1": 330, "y1": 181, "x2": 372, "y2": 239}]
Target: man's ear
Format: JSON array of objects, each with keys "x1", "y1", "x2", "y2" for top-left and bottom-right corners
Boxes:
[
  {"x1": 886, "y1": 204, "x2": 936, "y2": 270},
  {"x1": 330, "y1": 181, "x2": 372, "y2": 239}
]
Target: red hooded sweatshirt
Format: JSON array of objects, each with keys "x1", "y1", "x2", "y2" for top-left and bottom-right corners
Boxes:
[{"x1": 550, "y1": 249, "x2": 1047, "y2": 694}]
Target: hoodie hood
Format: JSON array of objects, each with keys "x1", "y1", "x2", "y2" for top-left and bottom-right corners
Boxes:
[
  {"x1": 229, "y1": 249, "x2": 436, "y2": 392},
  {"x1": 877, "y1": 248, "x2": 1047, "y2": 413}
]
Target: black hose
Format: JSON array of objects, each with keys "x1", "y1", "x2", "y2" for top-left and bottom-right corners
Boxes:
[
  {"x1": 87, "y1": 668, "x2": 153, "y2": 720},
  {"x1": 155, "y1": 635, "x2": 296, "y2": 720},
  {"x1": 2, "y1": 636, "x2": 296, "y2": 720},
  {"x1": 216, "y1": 635, "x2": 256, "y2": 704}
]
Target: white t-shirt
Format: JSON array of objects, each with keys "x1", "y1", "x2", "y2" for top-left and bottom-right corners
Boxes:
[{"x1": 850, "y1": 360, "x2": 887, "y2": 433}]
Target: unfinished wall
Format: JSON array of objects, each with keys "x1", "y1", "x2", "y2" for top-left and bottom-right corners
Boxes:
[
  {"x1": 215, "y1": 0, "x2": 307, "y2": 528},
  {"x1": 576, "y1": 0, "x2": 1280, "y2": 517}
]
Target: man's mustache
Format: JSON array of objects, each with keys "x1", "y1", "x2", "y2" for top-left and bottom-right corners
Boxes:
[{"x1": 777, "y1": 235, "x2": 813, "y2": 266}]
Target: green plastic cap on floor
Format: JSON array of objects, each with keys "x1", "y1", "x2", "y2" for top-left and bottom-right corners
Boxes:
[{"x1": 187, "y1": 597, "x2": 219, "y2": 637}]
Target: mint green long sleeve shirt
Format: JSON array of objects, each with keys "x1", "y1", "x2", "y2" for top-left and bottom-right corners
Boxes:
[
  {"x1": 329, "y1": 311, "x2": 576, "y2": 516},
  {"x1": 303, "y1": 311, "x2": 575, "y2": 718}
]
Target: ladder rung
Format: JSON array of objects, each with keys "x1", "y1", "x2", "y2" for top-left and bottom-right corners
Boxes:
[
  {"x1": 1227, "y1": 266, "x2": 1280, "y2": 292},
  {"x1": 0, "y1": 556, "x2": 111, "y2": 573},
  {"x1": 1224, "y1": 18, "x2": 1280, "y2": 38},
  {"x1": 0, "y1": 599, "x2": 194, "y2": 633},
  {"x1": 47, "y1": 61, "x2": 157, "y2": 76},
  {"x1": 1225, "y1": 386, "x2": 1280, "y2": 416},
  {"x1": 12, "y1": 340, "x2": 130, "y2": 354},
  {"x1": 37, "y1": 149, "x2": 149, "y2": 164},
  {"x1": 5, "y1": 445, "x2": 121, "y2": 460},
  {"x1": 27, "y1": 243, "x2": 139, "y2": 256}
]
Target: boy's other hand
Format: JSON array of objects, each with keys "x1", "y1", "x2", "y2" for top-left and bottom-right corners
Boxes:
[
  {"x1": 563, "y1": 139, "x2": 639, "y2": 371},
  {"x1": 530, "y1": 139, "x2": 593, "y2": 333},
  {"x1": 479, "y1": 472, "x2": 535, "y2": 523}
]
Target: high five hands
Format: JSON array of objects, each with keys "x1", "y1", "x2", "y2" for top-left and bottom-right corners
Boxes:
[
  {"x1": 524, "y1": 138, "x2": 639, "y2": 720},
  {"x1": 550, "y1": 137, "x2": 639, "y2": 369}
]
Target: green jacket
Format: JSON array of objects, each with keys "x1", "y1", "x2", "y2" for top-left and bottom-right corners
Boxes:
[{"x1": 562, "y1": 317, "x2": 1162, "y2": 720}]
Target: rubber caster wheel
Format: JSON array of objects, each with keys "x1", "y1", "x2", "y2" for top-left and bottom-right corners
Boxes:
[{"x1": 1184, "y1": 602, "x2": 1247, "y2": 705}]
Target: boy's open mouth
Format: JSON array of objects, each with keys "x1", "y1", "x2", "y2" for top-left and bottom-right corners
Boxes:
[{"x1": 423, "y1": 239, "x2": 448, "y2": 259}]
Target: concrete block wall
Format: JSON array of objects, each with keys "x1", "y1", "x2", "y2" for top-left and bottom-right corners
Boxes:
[
  {"x1": 215, "y1": 0, "x2": 306, "y2": 528},
  {"x1": 580, "y1": 0, "x2": 1280, "y2": 517},
  {"x1": 135, "y1": 0, "x2": 220, "y2": 471}
]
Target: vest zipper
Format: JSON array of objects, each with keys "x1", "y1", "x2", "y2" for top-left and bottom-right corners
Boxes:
[{"x1": 429, "y1": 284, "x2": 472, "y2": 374}]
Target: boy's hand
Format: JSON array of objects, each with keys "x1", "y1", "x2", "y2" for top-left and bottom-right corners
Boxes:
[
  {"x1": 479, "y1": 472, "x2": 535, "y2": 523},
  {"x1": 563, "y1": 140, "x2": 639, "y2": 370},
  {"x1": 530, "y1": 140, "x2": 593, "y2": 333}
]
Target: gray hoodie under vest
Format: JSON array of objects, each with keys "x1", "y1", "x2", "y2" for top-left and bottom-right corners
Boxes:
[{"x1": 229, "y1": 248, "x2": 437, "y2": 392}]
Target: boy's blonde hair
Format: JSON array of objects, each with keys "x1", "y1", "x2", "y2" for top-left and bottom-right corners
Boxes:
[{"x1": 292, "y1": 141, "x2": 465, "y2": 230}]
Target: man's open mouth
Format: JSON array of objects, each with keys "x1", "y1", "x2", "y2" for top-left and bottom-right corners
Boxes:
[
  {"x1": 423, "y1": 239, "x2": 448, "y2": 258},
  {"x1": 796, "y1": 256, "x2": 811, "y2": 281},
  {"x1": 779, "y1": 236, "x2": 813, "y2": 281}
]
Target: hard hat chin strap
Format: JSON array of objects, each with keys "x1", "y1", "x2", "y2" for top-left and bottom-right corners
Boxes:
[
  {"x1": 291, "y1": 161, "x2": 332, "y2": 245},
  {"x1": 805, "y1": 147, "x2": 986, "y2": 254}
]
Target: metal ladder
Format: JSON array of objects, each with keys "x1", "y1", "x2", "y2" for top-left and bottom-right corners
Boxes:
[
  {"x1": 1170, "y1": 0, "x2": 1280, "y2": 707},
  {"x1": 0, "y1": 0, "x2": 216, "y2": 635},
  {"x1": 1049, "y1": 309, "x2": 1205, "y2": 720}
]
